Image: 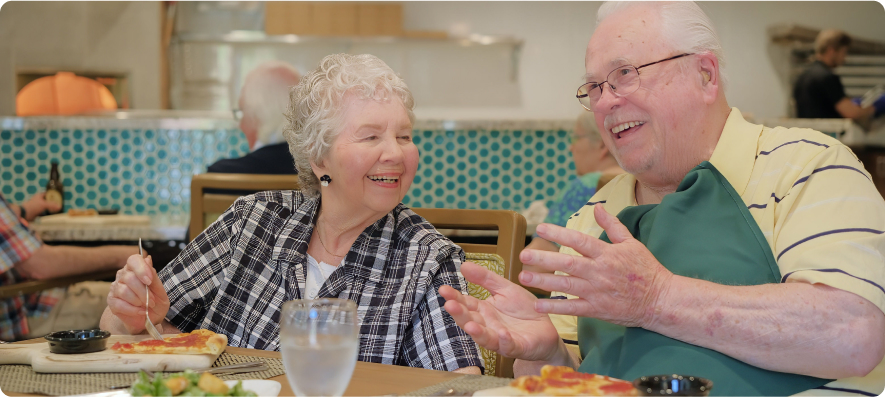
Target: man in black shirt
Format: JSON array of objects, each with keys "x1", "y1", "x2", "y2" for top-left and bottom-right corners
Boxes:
[
  {"x1": 793, "y1": 29, "x2": 883, "y2": 120},
  {"x1": 189, "y1": 62, "x2": 302, "y2": 241},
  {"x1": 208, "y1": 61, "x2": 301, "y2": 175}
]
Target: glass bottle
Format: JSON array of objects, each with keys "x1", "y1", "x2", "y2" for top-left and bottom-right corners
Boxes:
[{"x1": 45, "y1": 162, "x2": 64, "y2": 212}]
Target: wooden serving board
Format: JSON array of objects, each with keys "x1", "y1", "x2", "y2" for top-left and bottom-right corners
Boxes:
[{"x1": 0, "y1": 335, "x2": 224, "y2": 373}]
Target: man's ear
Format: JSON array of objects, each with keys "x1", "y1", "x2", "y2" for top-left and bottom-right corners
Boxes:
[
  {"x1": 697, "y1": 53, "x2": 720, "y2": 104},
  {"x1": 240, "y1": 115, "x2": 259, "y2": 150}
]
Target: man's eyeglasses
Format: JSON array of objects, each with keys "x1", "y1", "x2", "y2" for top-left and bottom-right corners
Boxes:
[
  {"x1": 576, "y1": 53, "x2": 694, "y2": 111},
  {"x1": 232, "y1": 109, "x2": 243, "y2": 122}
]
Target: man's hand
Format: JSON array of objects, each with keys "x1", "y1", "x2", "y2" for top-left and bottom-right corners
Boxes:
[
  {"x1": 439, "y1": 262, "x2": 567, "y2": 363},
  {"x1": 873, "y1": 94, "x2": 885, "y2": 117},
  {"x1": 520, "y1": 204, "x2": 673, "y2": 328},
  {"x1": 21, "y1": 192, "x2": 62, "y2": 221}
]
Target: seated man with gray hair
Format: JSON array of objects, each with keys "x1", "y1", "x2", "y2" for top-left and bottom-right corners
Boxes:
[
  {"x1": 524, "y1": 111, "x2": 623, "y2": 257},
  {"x1": 208, "y1": 61, "x2": 301, "y2": 175}
]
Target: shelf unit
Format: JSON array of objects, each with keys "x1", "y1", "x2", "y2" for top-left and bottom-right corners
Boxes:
[{"x1": 168, "y1": 31, "x2": 524, "y2": 111}]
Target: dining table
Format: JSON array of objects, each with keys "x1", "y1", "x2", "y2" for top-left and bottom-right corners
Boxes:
[
  {"x1": 29, "y1": 214, "x2": 187, "y2": 243},
  {"x1": 3, "y1": 337, "x2": 471, "y2": 397}
]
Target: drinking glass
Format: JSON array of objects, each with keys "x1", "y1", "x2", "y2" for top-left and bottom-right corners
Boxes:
[{"x1": 280, "y1": 298, "x2": 359, "y2": 397}]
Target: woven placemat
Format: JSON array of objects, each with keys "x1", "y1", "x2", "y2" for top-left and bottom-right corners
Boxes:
[
  {"x1": 0, "y1": 353, "x2": 285, "y2": 396},
  {"x1": 403, "y1": 375, "x2": 512, "y2": 396}
]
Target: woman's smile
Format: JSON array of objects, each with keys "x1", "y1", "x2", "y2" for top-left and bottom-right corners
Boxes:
[{"x1": 368, "y1": 174, "x2": 400, "y2": 187}]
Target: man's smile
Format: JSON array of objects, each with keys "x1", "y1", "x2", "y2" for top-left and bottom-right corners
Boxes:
[{"x1": 610, "y1": 121, "x2": 646, "y2": 139}]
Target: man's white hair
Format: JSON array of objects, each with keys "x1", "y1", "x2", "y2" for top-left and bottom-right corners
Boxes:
[
  {"x1": 596, "y1": 1, "x2": 728, "y2": 91},
  {"x1": 284, "y1": 53, "x2": 415, "y2": 197},
  {"x1": 239, "y1": 61, "x2": 301, "y2": 148}
]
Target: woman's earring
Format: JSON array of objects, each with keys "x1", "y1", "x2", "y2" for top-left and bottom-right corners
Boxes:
[{"x1": 320, "y1": 175, "x2": 332, "y2": 187}]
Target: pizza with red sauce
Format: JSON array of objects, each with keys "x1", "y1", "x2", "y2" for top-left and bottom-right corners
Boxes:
[
  {"x1": 111, "y1": 329, "x2": 227, "y2": 355},
  {"x1": 507, "y1": 365, "x2": 637, "y2": 396}
]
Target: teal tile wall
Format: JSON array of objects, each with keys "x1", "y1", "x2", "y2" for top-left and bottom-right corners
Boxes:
[
  {"x1": 1, "y1": 118, "x2": 248, "y2": 222},
  {"x1": 1, "y1": 117, "x2": 577, "y2": 219},
  {"x1": 405, "y1": 128, "x2": 575, "y2": 211}
]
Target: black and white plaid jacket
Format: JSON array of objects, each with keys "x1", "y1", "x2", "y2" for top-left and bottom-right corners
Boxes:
[{"x1": 161, "y1": 190, "x2": 483, "y2": 372}]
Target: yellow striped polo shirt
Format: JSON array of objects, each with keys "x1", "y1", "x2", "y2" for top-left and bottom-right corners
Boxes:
[{"x1": 550, "y1": 108, "x2": 885, "y2": 396}]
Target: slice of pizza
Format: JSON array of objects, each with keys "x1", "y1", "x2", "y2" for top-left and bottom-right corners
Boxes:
[
  {"x1": 111, "y1": 329, "x2": 227, "y2": 355},
  {"x1": 507, "y1": 365, "x2": 637, "y2": 396}
]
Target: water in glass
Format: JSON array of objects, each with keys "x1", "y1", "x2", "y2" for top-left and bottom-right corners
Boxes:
[{"x1": 280, "y1": 298, "x2": 358, "y2": 397}]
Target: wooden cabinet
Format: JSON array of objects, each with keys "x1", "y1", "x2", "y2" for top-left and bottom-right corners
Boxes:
[
  {"x1": 265, "y1": 2, "x2": 313, "y2": 36},
  {"x1": 265, "y1": 2, "x2": 403, "y2": 37},
  {"x1": 356, "y1": 3, "x2": 403, "y2": 36}
]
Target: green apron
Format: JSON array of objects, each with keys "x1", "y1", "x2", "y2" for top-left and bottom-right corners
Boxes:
[{"x1": 577, "y1": 162, "x2": 831, "y2": 396}]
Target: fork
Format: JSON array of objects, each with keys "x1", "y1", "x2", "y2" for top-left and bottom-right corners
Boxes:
[
  {"x1": 197, "y1": 361, "x2": 270, "y2": 375},
  {"x1": 140, "y1": 238, "x2": 163, "y2": 341}
]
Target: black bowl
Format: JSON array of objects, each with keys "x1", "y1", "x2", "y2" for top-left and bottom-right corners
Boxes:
[
  {"x1": 45, "y1": 329, "x2": 110, "y2": 354},
  {"x1": 633, "y1": 374, "x2": 713, "y2": 396}
]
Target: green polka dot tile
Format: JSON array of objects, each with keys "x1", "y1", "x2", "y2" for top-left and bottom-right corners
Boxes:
[
  {"x1": 403, "y1": 121, "x2": 575, "y2": 211},
  {"x1": 4, "y1": 118, "x2": 579, "y2": 215},
  {"x1": 1, "y1": 118, "x2": 247, "y2": 217}
]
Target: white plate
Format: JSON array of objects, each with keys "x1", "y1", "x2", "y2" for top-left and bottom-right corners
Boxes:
[
  {"x1": 69, "y1": 379, "x2": 281, "y2": 397},
  {"x1": 225, "y1": 379, "x2": 282, "y2": 397}
]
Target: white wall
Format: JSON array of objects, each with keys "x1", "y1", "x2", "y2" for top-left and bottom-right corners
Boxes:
[
  {"x1": 0, "y1": 2, "x2": 880, "y2": 120},
  {"x1": 405, "y1": 1, "x2": 885, "y2": 121},
  {"x1": 0, "y1": 1, "x2": 162, "y2": 116}
]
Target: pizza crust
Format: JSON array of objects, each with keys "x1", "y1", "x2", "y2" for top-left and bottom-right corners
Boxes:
[
  {"x1": 111, "y1": 329, "x2": 228, "y2": 355},
  {"x1": 205, "y1": 332, "x2": 227, "y2": 355}
]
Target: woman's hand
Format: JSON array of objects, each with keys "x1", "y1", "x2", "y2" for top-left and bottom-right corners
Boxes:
[
  {"x1": 106, "y1": 254, "x2": 170, "y2": 335},
  {"x1": 439, "y1": 261, "x2": 567, "y2": 363}
]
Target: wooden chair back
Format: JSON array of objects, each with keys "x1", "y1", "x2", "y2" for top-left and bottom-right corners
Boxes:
[
  {"x1": 189, "y1": 173, "x2": 299, "y2": 240},
  {"x1": 411, "y1": 207, "x2": 527, "y2": 378}
]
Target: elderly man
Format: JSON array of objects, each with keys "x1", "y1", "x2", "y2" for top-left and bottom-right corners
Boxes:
[
  {"x1": 207, "y1": 61, "x2": 301, "y2": 175},
  {"x1": 440, "y1": 2, "x2": 885, "y2": 396}
]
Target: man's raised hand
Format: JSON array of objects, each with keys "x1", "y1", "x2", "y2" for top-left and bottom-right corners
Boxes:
[
  {"x1": 439, "y1": 261, "x2": 565, "y2": 362},
  {"x1": 519, "y1": 204, "x2": 673, "y2": 328}
]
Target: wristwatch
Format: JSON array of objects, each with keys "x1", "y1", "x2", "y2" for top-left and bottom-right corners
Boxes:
[{"x1": 19, "y1": 205, "x2": 27, "y2": 220}]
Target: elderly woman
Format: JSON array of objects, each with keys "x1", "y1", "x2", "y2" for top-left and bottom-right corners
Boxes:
[{"x1": 100, "y1": 54, "x2": 483, "y2": 374}]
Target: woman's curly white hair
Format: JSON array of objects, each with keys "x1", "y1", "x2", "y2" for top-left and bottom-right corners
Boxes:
[{"x1": 284, "y1": 53, "x2": 415, "y2": 197}]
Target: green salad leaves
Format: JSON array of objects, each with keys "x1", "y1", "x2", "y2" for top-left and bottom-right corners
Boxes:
[{"x1": 129, "y1": 369, "x2": 257, "y2": 397}]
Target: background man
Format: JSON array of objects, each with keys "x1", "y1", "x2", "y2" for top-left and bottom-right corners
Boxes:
[
  {"x1": 207, "y1": 61, "x2": 301, "y2": 175},
  {"x1": 793, "y1": 29, "x2": 885, "y2": 120},
  {"x1": 0, "y1": 193, "x2": 136, "y2": 341},
  {"x1": 524, "y1": 111, "x2": 622, "y2": 257},
  {"x1": 441, "y1": 2, "x2": 885, "y2": 396}
]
